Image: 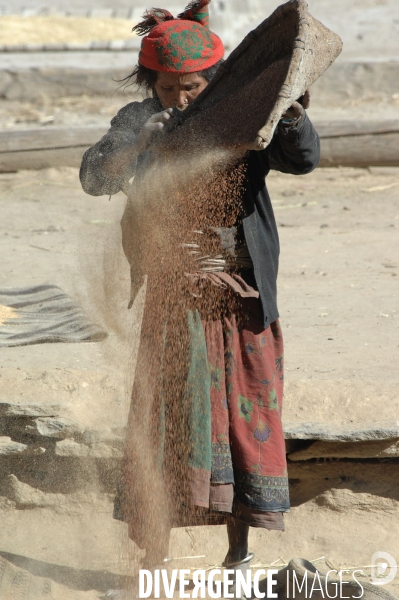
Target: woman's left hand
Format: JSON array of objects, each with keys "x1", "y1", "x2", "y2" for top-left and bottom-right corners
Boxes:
[{"x1": 282, "y1": 89, "x2": 310, "y2": 121}]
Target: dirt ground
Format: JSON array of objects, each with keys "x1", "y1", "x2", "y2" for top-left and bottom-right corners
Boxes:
[
  {"x1": 0, "y1": 159, "x2": 398, "y2": 597},
  {"x1": 1, "y1": 164, "x2": 398, "y2": 380}
]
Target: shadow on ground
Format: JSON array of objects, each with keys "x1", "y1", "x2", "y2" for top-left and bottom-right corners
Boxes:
[{"x1": 0, "y1": 551, "x2": 133, "y2": 592}]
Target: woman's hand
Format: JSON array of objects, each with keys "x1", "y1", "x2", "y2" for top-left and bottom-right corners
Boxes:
[
  {"x1": 281, "y1": 89, "x2": 310, "y2": 121},
  {"x1": 101, "y1": 109, "x2": 175, "y2": 178},
  {"x1": 135, "y1": 108, "x2": 175, "y2": 154}
]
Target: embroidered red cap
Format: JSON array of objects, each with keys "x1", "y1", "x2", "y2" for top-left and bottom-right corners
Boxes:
[{"x1": 133, "y1": 0, "x2": 224, "y2": 73}]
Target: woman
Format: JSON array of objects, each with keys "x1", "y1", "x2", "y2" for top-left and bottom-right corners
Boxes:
[{"x1": 80, "y1": 0, "x2": 320, "y2": 583}]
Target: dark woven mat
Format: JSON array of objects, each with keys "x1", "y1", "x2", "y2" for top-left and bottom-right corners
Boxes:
[{"x1": 0, "y1": 284, "x2": 107, "y2": 347}]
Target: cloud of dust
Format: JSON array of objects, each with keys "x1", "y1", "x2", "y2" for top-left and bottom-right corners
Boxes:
[
  {"x1": 72, "y1": 143, "x2": 245, "y2": 592},
  {"x1": 68, "y1": 192, "x2": 149, "y2": 589},
  {"x1": 117, "y1": 145, "x2": 246, "y2": 578}
]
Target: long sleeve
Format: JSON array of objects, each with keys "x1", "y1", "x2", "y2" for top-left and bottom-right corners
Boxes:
[
  {"x1": 241, "y1": 112, "x2": 320, "y2": 328},
  {"x1": 268, "y1": 112, "x2": 320, "y2": 175},
  {"x1": 79, "y1": 97, "x2": 161, "y2": 197}
]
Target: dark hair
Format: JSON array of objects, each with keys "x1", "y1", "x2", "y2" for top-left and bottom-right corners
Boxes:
[{"x1": 118, "y1": 59, "x2": 224, "y2": 94}]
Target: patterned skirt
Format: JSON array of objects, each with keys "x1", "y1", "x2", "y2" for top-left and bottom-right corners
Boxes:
[{"x1": 114, "y1": 274, "x2": 289, "y2": 550}]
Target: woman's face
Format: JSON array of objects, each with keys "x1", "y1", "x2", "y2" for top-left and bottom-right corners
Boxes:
[{"x1": 154, "y1": 71, "x2": 209, "y2": 110}]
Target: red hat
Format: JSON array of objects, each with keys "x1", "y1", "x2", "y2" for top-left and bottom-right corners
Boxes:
[{"x1": 133, "y1": 0, "x2": 224, "y2": 73}]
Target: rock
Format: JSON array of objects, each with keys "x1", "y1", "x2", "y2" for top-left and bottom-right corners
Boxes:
[
  {"x1": 313, "y1": 489, "x2": 399, "y2": 514},
  {"x1": 0, "y1": 475, "x2": 112, "y2": 513},
  {"x1": 25, "y1": 417, "x2": 85, "y2": 440},
  {"x1": 0, "y1": 402, "x2": 61, "y2": 418},
  {"x1": 55, "y1": 439, "x2": 89, "y2": 457},
  {"x1": 55, "y1": 439, "x2": 122, "y2": 459},
  {"x1": 0, "y1": 436, "x2": 27, "y2": 455},
  {"x1": 0, "y1": 474, "x2": 57, "y2": 508},
  {"x1": 284, "y1": 422, "x2": 399, "y2": 442},
  {"x1": 289, "y1": 439, "x2": 399, "y2": 460}
]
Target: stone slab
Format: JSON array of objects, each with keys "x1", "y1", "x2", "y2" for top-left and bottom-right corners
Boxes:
[
  {"x1": 1, "y1": 373, "x2": 397, "y2": 447},
  {"x1": 55, "y1": 439, "x2": 122, "y2": 458},
  {"x1": 283, "y1": 380, "x2": 399, "y2": 442},
  {"x1": 3, "y1": 122, "x2": 399, "y2": 155},
  {"x1": 25, "y1": 417, "x2": 85, "y2": 440},
  {"x1": 2, "y1": 123, "x2": 399, "y2": 172},
  {"x1": 0, "y1": 436, "x2": 28, "y2": 455},
  {"x1": 2, "y1": 134, "x2": 399, "y2": 173},
  {"x1": 289, "y1": 439, "x2": 399, "y2": 460},
  {"x1": 319, "y1": 132, "x2": 399, "y2": 168},
  {"x1": 0, "y1": 147, "x2": 89, "y2": 172},
  {"x1": 0, "y1": 402, "x2": 60, "y2": 418},
  {"x1": 284, "y1": 423, "x2": 399, "y2": 443}
]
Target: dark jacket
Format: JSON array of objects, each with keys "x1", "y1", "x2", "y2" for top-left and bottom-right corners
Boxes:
[
  {"x1": 241, "y1": 114, "x2": 320, "y2": 327},
  {"x1": 80, "y1": 97, "x2": 162, "y2": 197},
  {"x1": 80, "y1": 97, "x2": 320, "y2": 328}
]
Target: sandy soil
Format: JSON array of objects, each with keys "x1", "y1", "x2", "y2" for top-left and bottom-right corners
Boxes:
[
  {"x1": 1, "y1": 164, "x2": 398, "y2": 380},
  {"x1": 0, "y1": 490, "x2": 398, "y2": 598}
]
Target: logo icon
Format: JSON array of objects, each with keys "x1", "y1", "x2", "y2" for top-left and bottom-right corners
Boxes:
[{"x1": 371, "y1": 552, "x2": 397, "y2": 586}]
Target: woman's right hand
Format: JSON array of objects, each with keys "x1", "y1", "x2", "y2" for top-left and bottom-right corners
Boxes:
[
  {"x1": 135, "y1": 108, "x2": 174, "y2": 154},
  {"x1": 100, "y1": 109, "x2": 175, "y2": 178}
]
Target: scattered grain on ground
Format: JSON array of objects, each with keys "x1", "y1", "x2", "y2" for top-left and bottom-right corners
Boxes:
[{"x1": 0, "y1": 15, "x2": 136, "y2": 45}]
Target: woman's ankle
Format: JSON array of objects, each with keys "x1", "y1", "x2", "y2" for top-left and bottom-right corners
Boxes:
[{"x1": 223, "y1": 546, "x2": 249, "y2": 566}]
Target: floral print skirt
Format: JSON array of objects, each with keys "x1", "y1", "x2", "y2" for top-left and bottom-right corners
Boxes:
[
  {"x1": 201, "y1": 298, "x2": 289, "y2": 522},
  {"x1": 114, "y1": 282, "x2": 289, "y2": 550}
]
